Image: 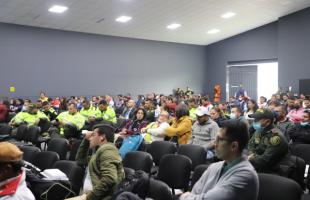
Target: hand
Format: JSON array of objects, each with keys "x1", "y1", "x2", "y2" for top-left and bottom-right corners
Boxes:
[
  {"x1": 141, "y1": 128, "x2": 147, "y2": 133},
  {"x1": 248, "y1": 154, "x2": 254, "y2": 160},
  {"x1": 88, "y1": 116, "x2": 96, "y2": 122},
  {"x1": 84, "y1": 131, "x2": 93, "y2": 141},
  {"x1": 59, "y1": 121, "x2": 65, "y2": 126},
  {"x1": 180, "y1": 192, "x2": 191, "y2": 200}
]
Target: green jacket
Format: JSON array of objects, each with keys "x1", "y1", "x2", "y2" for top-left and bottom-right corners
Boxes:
[
  {"x1": 80, "y1": 106, "x2": 97, "y2": 120},
  {"x1": 95, "y1": 107, "x2": 116, "y2": 123},
  {"x1": 76, "y1": 139, "x2": 124, "y2": 200},
  {"x1": 11, "y1": 111, "x2": 49, "y2": 126},
  {"x1": 248, "y1": 125, "x2": 289, "y2": 172},
  {"x1": 56, "y1": 111, "x2": 85, "y2": 130}
]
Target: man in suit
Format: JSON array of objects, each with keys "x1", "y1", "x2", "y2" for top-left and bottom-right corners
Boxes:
[{"x1": 121, "y1": 100, "x2": 136, "y2": 120}]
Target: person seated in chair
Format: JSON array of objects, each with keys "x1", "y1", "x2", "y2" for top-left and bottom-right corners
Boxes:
[
  {"x1": 94, "y1": 100, "x2": 117, "y2": 124},
  {"x1": 53, "y1": 103, "x2": 85, "y2": 138},
  {"x1": 180, "y1": 120, "x2": 258, "y2": 200},
  {"x1": 141, "y1": 110, "x2": 170, "y2": 143},
  {"x1": 120, "y1": 100, "x2": 136, "y2": 120},
  {"x1": 75, "y1": 125, "x2": 124, "y2": 200},
  {"x1": 248, "y1": 108, "x2": 289, "y2": 173},
  {"x1": 290, "y1": 109, "x2": 310, "y2": 145},
  {"x1": 0, "y1": 142, "x2": 35, "y2": 200},
  {"x1": 41, "y1": 101, "x2": 58, "y2": 121},
  {"x1": 9, "y1": 103, "x2": 49, "y2": 127}
]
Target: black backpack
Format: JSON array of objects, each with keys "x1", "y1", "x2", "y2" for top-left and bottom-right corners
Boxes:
[{"x1": 113, "y1": 170, "x2": 150, "y2": 199}]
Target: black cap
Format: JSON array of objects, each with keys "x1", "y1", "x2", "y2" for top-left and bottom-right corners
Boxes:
[
  {"x1": 249, "y1": 108, "x2": 274, "y2": 121},
  {"x1": 99, "y1": 99, "x2": 108, "y2": 105}
]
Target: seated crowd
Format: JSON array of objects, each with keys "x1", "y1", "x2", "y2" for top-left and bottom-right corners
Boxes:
[{"x1": 0, "y1": 90, "x2": 310, "y2": 200}]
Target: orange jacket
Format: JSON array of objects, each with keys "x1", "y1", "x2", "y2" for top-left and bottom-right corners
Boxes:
[{"x1": 165, "y1": 116, "x2": 192, "y2": 144}]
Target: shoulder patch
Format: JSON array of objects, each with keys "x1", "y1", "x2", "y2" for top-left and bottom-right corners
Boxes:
[{"x1": 269, "y1": 135, "x2": 280, "y2": 146}]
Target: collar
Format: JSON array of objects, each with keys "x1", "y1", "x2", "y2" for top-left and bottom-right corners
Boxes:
[{"x1": 0, "y1": 172, "x2": 22, "y2": 196}]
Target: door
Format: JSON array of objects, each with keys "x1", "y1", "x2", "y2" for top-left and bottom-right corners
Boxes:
[{"x1": 228, "y1": 65, "x2": 257, "y2": 100}]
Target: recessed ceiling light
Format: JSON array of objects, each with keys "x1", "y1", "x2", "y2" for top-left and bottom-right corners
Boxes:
[
  {"x1": 115, "y1": 16, "x2": 132, "y2": 23},
  {"x1": 221, "y1": 12, "x2": 236, "y2": 19},
  {"x1": 48, "y1": 5, "x2": 68, "y2": 13},
  {"x1": 166, "y1": 23, "x2": 181, "y2": 30},
  {"x1": 207, "y1": 29, "x2": 220, "y2": 34}
]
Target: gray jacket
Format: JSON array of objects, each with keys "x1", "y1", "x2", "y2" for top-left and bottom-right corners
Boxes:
[
  {"x1": 191, "y1": 119, "x2": 219, "y2": 149},
  {"x1": 181, "y1": 157, "x2": 259, "y2": 200}
]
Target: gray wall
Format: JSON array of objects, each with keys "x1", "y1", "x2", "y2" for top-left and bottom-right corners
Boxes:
[
  {"x1": 206, "y1": 7, "x2": 310, "y2": 100},
  {"x1": 0, "y1": 23, "x2": 207, "y2": 98},
  {"x1": 278, "y1": 8, "x2": 310, "y2": 92}
]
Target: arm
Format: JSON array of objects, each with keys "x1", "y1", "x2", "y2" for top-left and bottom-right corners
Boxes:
[
  {"x1": 148, "y1": 122, "x2": 170, "y2": 137},
  {"x1": 76, "y1": 138, "x2": 90, "y2": 166},
  {"x1": 165, "y1": 118, "x2": 191, "y2": 137}
]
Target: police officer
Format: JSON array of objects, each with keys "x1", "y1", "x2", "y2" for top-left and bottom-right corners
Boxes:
[
  {"x1": 248, "y1": 108, "x2": 289, "y2": 172},
  {"x1": 41, "y1": 101, "x2": 58, "y2": 121},
  {"x1": 95, "y1": 100, "x2": 117, "y2": 123}
]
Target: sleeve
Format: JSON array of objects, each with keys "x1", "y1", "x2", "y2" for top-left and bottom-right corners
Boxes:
[
  {"x1": 247, "y1": 133, "x2": 257, "y2": 155},
  {"x1": 165, "y1": 119, "x2": 191, "y2": 137},
  {"x1": 75, "y1": 139, "x2": 90, "y2": 166},
  {"x1": 86, "y1": 150, "x2": 121, "y2": 200}
]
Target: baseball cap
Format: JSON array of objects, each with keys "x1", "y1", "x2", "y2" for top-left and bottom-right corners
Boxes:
[
  {"x1": 0, "y1": 142, "x2": 23, "y2": 162},
  {"x1": 195, "y1": 106, "x2": 210, "y2": 117},
  {"x1": 249, "y1": 108, "x2": 274, "y2": 121}
]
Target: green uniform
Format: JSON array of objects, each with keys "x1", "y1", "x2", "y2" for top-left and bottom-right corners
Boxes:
[
  {"x1": 56, "y1": 111, "x2": 85, "y2": 134},
  {"x1": 248, "y1": 125, "x2": 289, "y2": 172},
  {"x1": 80, "y1": 106, "x2": 97, "y2": 120},
  {"x1": 95, "y1": 107, "x2": 116, "y2": 123},
  {"x1": 10, "y1": 111, "x2": 49, "y2": 126},
  {"x1": 42, "y1": 107, "x2": 58, "y2": 120},
  {"x1": 76, "y1": 139, "x2": 124, "y2": 200},
  {"x1": 189, "y1": 107, "x2": 197, "y2": 121}
]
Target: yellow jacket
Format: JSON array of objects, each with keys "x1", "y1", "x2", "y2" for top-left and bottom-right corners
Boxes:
[{"x1": 165, "y1": 116, "x2": 192, "y2": 145}]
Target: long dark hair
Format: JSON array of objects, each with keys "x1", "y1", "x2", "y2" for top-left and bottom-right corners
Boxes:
[{"x1": 134, "y1": 108, "x2": 147, "y2": 121}]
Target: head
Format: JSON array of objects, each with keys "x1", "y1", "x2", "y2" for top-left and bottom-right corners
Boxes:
[
  {"x1": 250, "y1": 108, "x2": 275, "y2": 130},
  {"x1": 144, "y1": 99, "x2": 154, "y2": 110},
  {"x1": 195, "y1": 106, "x2": 210, "y2": 125},
  {"x1": 135, "y1": 108, "x2": 146, "y2": 121},
  {"x1": 218, "y1": 102, "x2": 227, "y2": 111},
  {"x1": 28, "y1": 103, "x2": 38, "y2": 115},
  {"x1": 0, "y1": 142, "x2": 23, "y2": 182},
  {"x1": 287, "y1": 97, "x2": 296, "y2": 109},
  {"x1": 214, "y1": 120, "x2": 249, "y2": 161},
  {"x1": 282, "y1": 94, "x2": 289, "y2": 101},
  {"x1": 304, "y1": 97, "x2": 310, "y2": 109},
  {"x1": 42, "y1": 101, "x2": 50, "y2": 111},
  {"x1": 98, "y1": 100, "x2": 108, "y2": 111},
  {"x1": 68, "y1": 103, "x2": 78, "y2": 115},
  {"x1": 127, "y1": 100, "x2": 136, "y2": 108},
  {"x1": 83, "y1": 100, "x2": 91, "y2": 110},
  {"x1": 301, "y1": 110, "x2": 310, "y2": 126},
  {"x1": 210, "y1": 107, "x2": 223, "y2": 120},
  {"x1": 259, "y1": 96, "x2": 267, "y2": 104},
  {"x1": 40, "y1": 92, "x2": 46, "y2": 99},
  {"x1": 274, "y1": 105, "x2": 287, "y2": 120},
  {"x1": 230, "y1": 106, "x2": 242, "y2": 119},
  {"x1": 293, "y1": 99, "x2": 303, "y2": 109},
  {"x1": 188, "y1": 98, "x2": 197, "y2": 109},
  {"x1": 89, "y1": 125, "x2": 115, "y2": 148},
  {"x1": 158, "y1": 111, "x2": 169, "y2": 123},
  {"x1": 247, "y1": 99, "x2": 258, "y2": 112},
  {"x1": 175, "y1": 103, "x2": 189, "y2": 120}
]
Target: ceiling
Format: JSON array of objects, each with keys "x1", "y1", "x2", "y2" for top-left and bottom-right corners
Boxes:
[{"x1": 0, "y1": 0, "x2": 310, "y2": 45}]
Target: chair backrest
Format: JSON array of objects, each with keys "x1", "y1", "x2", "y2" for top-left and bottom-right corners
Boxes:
[
  {"x1": 24, "y1": 126, "x2": 40, "y2": 143},
  {"x1": 123, "y1": 151, "x2": 153, "y2": 174},
  {"x1": 0, "y1": 124, "x2": 12, "y2": 135},
  {"x1": 47, "y1": 138, "x2": 69, "y2": 160},
  {"x1": 292, "y1": 144, "x2": 310, "y2": 164},
  {"x1": 19, "y1": 145, "x2": 41, "y2": 163},
  {"x1": 147, "y1": 141, "x2": 177, "y2": 166},
  {"x1": 258, "y1": 173, "x2": 302, "y2": 200},
  {"x1": 53, "y1": 160, "x2": 85, "y2": 195},
  {"x1": 33, "y1": 151, "x2": 59, "y2": 171},
  {"x1": 177, "y1": 144, "x2": 206, "y2": 171},
  {"x1": 147, "y1": 179, "x2": 173, "y2": 200},
  {"x1": 15, "y1": 125, "x2": 28, "y2": 141},
  {"x1": 190, "y1": 164, "x2": 210, "y2": 190},
  {"x1": 157, "y1": 154, "x2": 192, "y2": 191}
]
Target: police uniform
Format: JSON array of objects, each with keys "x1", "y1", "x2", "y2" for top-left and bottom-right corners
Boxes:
[
  {"x1": 95, "y1": 106, "x2": 117, "y2": 123},
  {"x1": 248, "y1": 109, "x2": 289, "y2": 172}
]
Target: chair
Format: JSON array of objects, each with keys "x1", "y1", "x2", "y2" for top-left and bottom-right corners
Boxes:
[
  {"x1": 146, "y1": 179, "x2": 173, "y2": 200},
  {"x1": 258, "y1": 173, "x2": 303, "y2": 200},
  {"x1": 123, "y1": 151, "x2": 153, "y2": 174},
  {"x1": 0, "y1": 124, "x2": 12, "y2": 141},
  {"x1": 190, "y1": 164, "x2": 210, "y2": 190},
  {"x1": 47, "y1": 138, "x2": 69, "y2": 160},
  {"x1": 19, "y1": 145, "x2": 41, "y2": 163},
  {"x1": 53, "y1": 160, "x2": 85, "y2": 195},
  {"x1": 15, "y1": 125, "x2": 28, "y2": 141},
  {"x1": 157, "y1": 154, "x2": 192, "y2": 194},
  {"x1": 177, "y1": 144, "x2": 206, "y2": 171},
  {"x1": 25, "y1": 126, "x2": 49, "y2": 149},
  {"x1": 33, "y1": 151, "x2": 59, "y2": 171},
  {"x1": 291, "y1": 144, "x2": 310, "y2": 189},
  {"x1": 147, "y1": 141, "x2": 177, "y2": 166},
  {"x1": 124, "y1": 167, "x2": 135, "y2": 178}
]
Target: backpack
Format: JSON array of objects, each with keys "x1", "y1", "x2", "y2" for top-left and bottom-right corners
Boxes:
[
  {"x1": 113, "y1": 170, "x2": 150, "y2": 199},
  {"x1": 119, "y1": 134, "x2": 144, "y2": 159}
]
